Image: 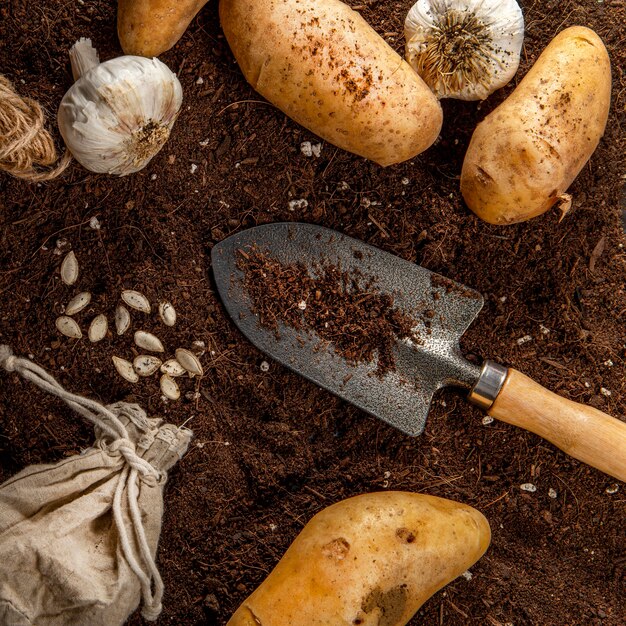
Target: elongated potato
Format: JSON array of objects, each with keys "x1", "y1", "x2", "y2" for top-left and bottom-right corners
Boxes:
[
  {"x1": 228, "y1": 492, "x2": 491, "y2": 626},
  {"x1": 219, "y1": 0, "x2": 443, "y2": 166},
  {"x1": 461, "y1": 26, "x2": 611, "y2": 224},
  {"x1": 118, "y1": 0, "x2": 209, "y2": 57}
]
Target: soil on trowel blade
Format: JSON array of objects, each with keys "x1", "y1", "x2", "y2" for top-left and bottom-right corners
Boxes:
[
  {"x1": 1, "y1": 0, "x2": 625, "y2": 625},
  {"x1": 238, "y1": 246, "x2": 418, "y2": 376}
]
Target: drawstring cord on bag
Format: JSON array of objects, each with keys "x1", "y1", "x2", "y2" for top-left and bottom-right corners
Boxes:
[{"x1": 0, "y1": 345, "x2": 165, "y2": 621}]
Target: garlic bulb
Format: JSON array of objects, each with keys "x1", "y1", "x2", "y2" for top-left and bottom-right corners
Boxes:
[
  {"x1": 58, "y1": 38, "x2": 182, "y2": 175},
  {"x1": 405, "y1": 0, "x2": 524, "y2": 101}
]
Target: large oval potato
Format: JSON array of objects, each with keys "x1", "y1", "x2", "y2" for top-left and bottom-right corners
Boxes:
[
  {"x1": 461, "y1": 26, "x2": 611, "y2": 224},
  {"x1": 118, "y1": 0, "x2": 209, "y2": 57},
  {"x1": 227, "y1": 492, "x2": 491, "y2": 626},
  {"x1": 219, "y1": 0, "x2": 443, "y2": 166}
]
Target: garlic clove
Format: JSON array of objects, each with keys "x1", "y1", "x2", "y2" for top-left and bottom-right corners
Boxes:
[
  {"x1": 58, "y1": 38, "x2": 183, "y2": 176},
  {"x1": 404, "y1": 0, "x2": 524, "y2": 101}
]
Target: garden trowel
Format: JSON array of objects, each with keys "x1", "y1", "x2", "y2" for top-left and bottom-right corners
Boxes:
[{"x1": 212, "y1": 222, "x2": 626, "y2": 482}]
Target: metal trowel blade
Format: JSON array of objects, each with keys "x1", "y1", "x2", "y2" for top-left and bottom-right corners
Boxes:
[{"x1": 211, "y1": 223, "x2": 484, "y2": 436}]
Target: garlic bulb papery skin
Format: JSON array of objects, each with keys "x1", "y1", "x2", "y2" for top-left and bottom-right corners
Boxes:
[
  {"x1": 58, "y1": 38, "x2": 183, "y2": 175},
  {"x1": 405, "y1": 0, "x2": 524, "y2": 101}
]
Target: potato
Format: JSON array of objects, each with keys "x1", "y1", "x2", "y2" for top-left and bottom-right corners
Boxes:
[
  {"x1": 227, "y1": 492, "x2": 490, "y2": 626},
  {"x1": 117, "y1": 0, "x2": 209, "y2": 57},
  {"x1": 461, "y1": 26, "x2": 611, "y2": 224},
  {"x1": 219, "y1": 0, "x2": 443, "y2": 166}
]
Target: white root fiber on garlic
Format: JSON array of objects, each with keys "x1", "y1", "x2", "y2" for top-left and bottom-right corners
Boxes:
[{"x1": 405, "y1": 0, "x2": 524, "y2": 100}]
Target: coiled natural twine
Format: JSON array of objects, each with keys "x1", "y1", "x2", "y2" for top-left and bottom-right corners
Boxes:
[{"x1": 0, "y1": 75, "x2": 71, "y2": 182}]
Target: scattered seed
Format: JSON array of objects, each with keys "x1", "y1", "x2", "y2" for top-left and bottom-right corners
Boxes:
[
  {"x1": 55, "y1": 315, "x2": 82, "y2": 339},
  {"x1": 134, "y1": 330, "x2": 164, "y2": 352},
  {"x1": 605, "y1": 484, "x2": 619, "y2": 495},
  {"x1": 88, "y1": 314, "x2": 108, "y2": 342},
  {"x1": 298, "y1": 300, "x2": 307, "y2": 310},
  {"x1": 112, "y1": 356, "x2": 139, "y2": 383},
  {"x1": 481, "y1": 416, "x2": 494, "y2": 426},
  {"x1": 260, "y1": 360, "x2": 270, "y2": 372},
  {"x1": 600, "y1": 387, "x2": 611, "y2": 397},
  {"x1": 161, "y1": 359, "x2": 186, "y2": 377},
  {"x1": 115, "y1": 304, "x2": 131, "y2": 335},
  {"x1": 160, "y1": 374, "x2": 180, "y2": 400},
  {"x1": 175, "y1": 348, "x2": 204, "y2": 376},
  {"x1": 548, "y1": 488, "x2": 558, "y2": 499},
  {"x1": 133, "y1": 355, "x2": 163, "y2": 377},
  {"x1": 60, "y1": 251, "x2": 79, "y2": 285},
  {"x1": 520, "y1": 483, "x2": 537, "y2": 493},
  {"x1": 516, "y1": 335, "x2": 533, "y2": 346},
  {"x1": 121, "y1": 289, "x2": 151, "y2": 313},
  {"x1": 159, "y1": 301, "x2": 176, "y2": 326},
  {"x1": 461, "y1": 571, "x2": 473, "y2": 581},
  {"x1": 65, "y1": 291, "x2": 92, "y2": 315}
]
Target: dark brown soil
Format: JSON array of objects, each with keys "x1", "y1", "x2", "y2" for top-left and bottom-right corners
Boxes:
[
  {"x1": 238, "y1": 246, "x2": 418, "y2": 375},
  {"x1": 1, "y1": 1, "x2": 625, "y2": 625}
]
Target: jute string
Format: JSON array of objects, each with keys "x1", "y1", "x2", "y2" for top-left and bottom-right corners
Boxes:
[
  {"x1": 0, "y1": 76, "x2": 71, "y2": 182},
  {"x1": 0, "y1": 345, "x2": 164, "y2": 621}
]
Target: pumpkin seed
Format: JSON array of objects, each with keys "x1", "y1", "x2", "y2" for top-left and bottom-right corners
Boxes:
[
  {"x1": 160, "y1": 374, "x2": 180, "y2": 400},
  {"x1": 121, "y1": 289, "x2": 151, "y2": 313},
  {"x1": 60, "y1": 251, "x2": 79, "y2": 285},
  {"x1": 160, "y1": 359, "x2": 186, "y2": 377},
  {"x1": 112, "y1": 356, "x2": 139, "y2": 383},
  {"x1": 133, "y1": 355, "x2": 163, "y2": 377},
  {"x1": 115, "y1": 304, "x2": 131, "y2": 335},
  {"x1": 175, "y1": 348, "x2": 204, "y2": 376},
  {"x1": 159, "y1": 301, "x2": 176, "y2": 326},
  {"x1": 134, "y1": 330, "x2": 164, "y2": 352},
  {"x1": 55, "y1": 315, "x2": 82, "y2": 339},
  {"x1": 88, "y1": 314, "x2": 108, "y2": 342},
  {"x1": 65, "y1": 292, "x2": 91, "y2": 316}
]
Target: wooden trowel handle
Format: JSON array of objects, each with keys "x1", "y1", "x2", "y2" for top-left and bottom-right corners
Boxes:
[{"x1": 487, "y1": 369, "x2": 626, "y2": 482}]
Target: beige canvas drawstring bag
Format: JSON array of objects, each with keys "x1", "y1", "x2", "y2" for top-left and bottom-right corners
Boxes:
[{"x1": 0, "y1": 345, "x2": 192, "y2": 625}]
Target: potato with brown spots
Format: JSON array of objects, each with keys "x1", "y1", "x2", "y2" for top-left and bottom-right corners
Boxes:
[
  {"x1": 461, "y1": 26, "x2": 611, "y2": 224},
  {"x1": 219, "y1": 0, "x2": 443, "y2": 166},
  {"x1": 118, "y1": 0, "x2": 209, "y2": 57},
  {"x1": 227, "y1": 492, "x2": 491, "y2": 626}
]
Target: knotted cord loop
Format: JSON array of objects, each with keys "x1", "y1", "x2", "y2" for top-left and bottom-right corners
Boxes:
[
  {"x1": 108, "y1": 437, "x2": 160, "y2": 483},
  {"x1": 0, "y1": 344, "x2": 172, "y2": 621}
]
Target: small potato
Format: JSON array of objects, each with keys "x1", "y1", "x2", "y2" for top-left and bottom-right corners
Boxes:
[
  {"x1": 227, "y1": 492, "x2": 491, "y2": 626},
  {"x1": 219, "y1": 0, "x2": 443, "y2": 166},
  {"x1": 118, "y1": 0, "x2": 209, "y2": 57},
  {"x1": 461, "y1": 26, "x2": 611, "y2": 224}
]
